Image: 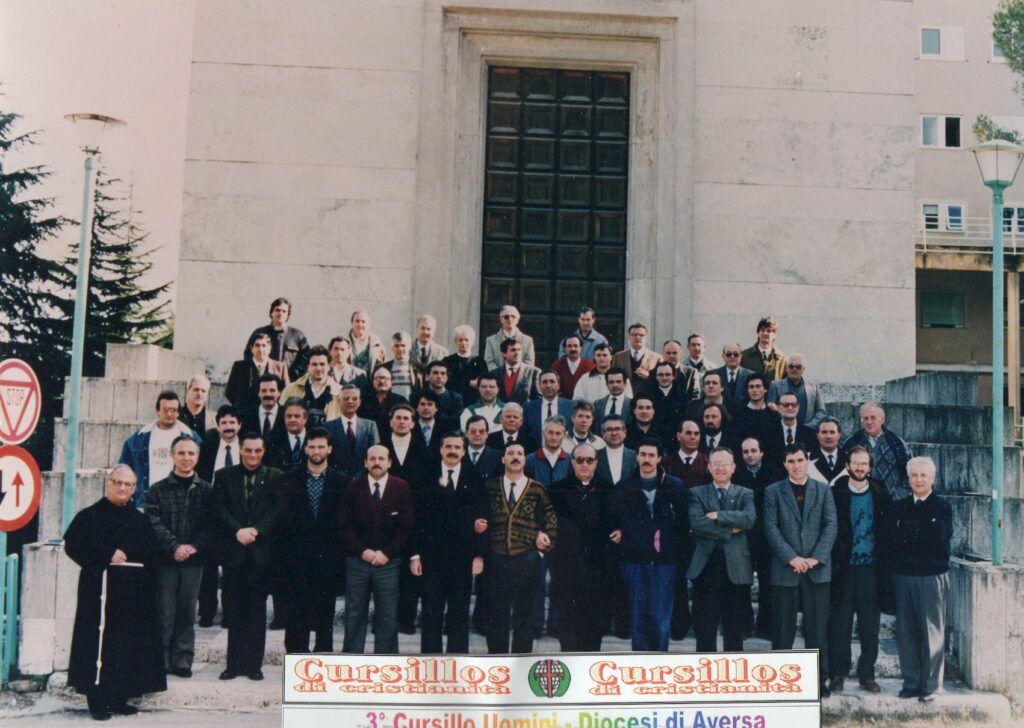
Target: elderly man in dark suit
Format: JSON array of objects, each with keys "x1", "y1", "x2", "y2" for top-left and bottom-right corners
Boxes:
[
  {"x1": 523, "y1": 371, "x2": 573, "y2": 443},
  {"x1": 324, "y1": 384, "x2": 380, "y2": 476},
  {"x1": 687, "y1": 447, "x2": 756, "y2": 652},
  {"x1": 711, "y1": 343, "x2": 753, "y2": 415},
  {"x1": 611, "y1": 323, "x2": 661, "y2": 395},
  {"x1": 277, "y1": 428, "x2": 348, "y2": 654},
  {"x1": 767, "y1": 353, "x2": 828, "y2": 428},
  {"x1": 340, "y1": 444, "x2": 416, "y2": 654},
  {"x1": 213, "y1": 434, "x2": 283, "y2": 681},
  {"x1": 764, "y1": 443, "x2": 838, "y2": 697}
]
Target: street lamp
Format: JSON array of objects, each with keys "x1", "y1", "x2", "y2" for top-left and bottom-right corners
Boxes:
[
  {"x1": 61, "y1": 113, "x2": 125, "y2": 532},
  {"x1": 971, "y1": 138, "x2": 1024, "y2": 566}
]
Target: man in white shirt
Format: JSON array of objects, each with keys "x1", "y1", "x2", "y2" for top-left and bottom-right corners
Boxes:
[
  {"x1": 573, "y1": 343, "x2": 635, "y2": 403},
  {"x1": 460, "y1": 374, "x2": 505, "y2": 433},
  {"x1": 597, "y1": 414, "x2": 637, "y2": 485},
  {"x1": 686, "y1": 333, "x2": 718, "y2": 382},
  {"x1": 119, "y1": 391, "x2": 201, "y2": 507}
]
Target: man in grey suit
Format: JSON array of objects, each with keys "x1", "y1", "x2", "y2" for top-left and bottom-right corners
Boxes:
[
  {"x1": 325, "y1": 384, "x2": 380, "y2": 475},
  {"x1": 483, "y1": 305, "x2": 536, "y2": 370},
  {"x1": 410, "y1": 314, "x2": 450, "y2": 371},
  {"x1": 711, "y1": 343, "x2": 753, "y2": 415},
  {"x1": 687, "y1": 448, "x2": 757, "y2": 652},
  {"x1": 766, "y1": 353, "x2": 827, "y2": 428},
  {"x1": 489, "y1": 339, "x2": 541, "y2": 404},
  {"x1": 765, "y1": 443, "x2": 838, "y2": 697}
]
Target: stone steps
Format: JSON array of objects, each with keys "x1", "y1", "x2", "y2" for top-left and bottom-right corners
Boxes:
[
  {"x1": 827, "y1": 402, "x2": 1015, "y2": 447},
  {"x1": 885, "y1": 372, "x2": 980, "y2": 407},
  {"x1": 907, "y1": 442, "x2": 1022, "y2": 498},
  {"x1": 60, "y1": 377, "x2": 226, "y2": 423},
  {"x1": 948, "y1": 495, "x2": 1024, "y2": 563}
]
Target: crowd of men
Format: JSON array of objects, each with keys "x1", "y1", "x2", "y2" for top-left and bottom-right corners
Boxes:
[{"x1": 65, "y1": 299, "x2": 953, "y2": 719}]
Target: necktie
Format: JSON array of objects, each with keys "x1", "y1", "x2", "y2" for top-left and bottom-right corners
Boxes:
[
  {"x1": 728, "y1": 371, "x2": 735, "y2": 385},
  {"x1": 347, "y1": 420, "x2": 355, "y2": 442},
  {"x1": 263, "y1": 413, "x2": 272, "y2": 439},
  {"x1": 684, "y1": 456, "x2": 692, "y2": 466},
  {"x1": 471, "y1": 451, "x2": 479, "y2": 465},
  {"x1": 507, "y1": 483, "x2": 517, "y2": 510},
  {"x1": 707, "y1": 436, "x2": 714, "y2": 450},
  {"x1": 373, "y1": 482, "x2": 382, "y2": 503},
  {"x1": 423, "y1": 424, "x2": 432, "y2": 443},
  {"x1": 762, "y1": 351, "x2": 769, "y2": 362},
  {"x1": 718, "y1": 488, "x2": 727, "y2": 505},
  {"x1": 507, "y1": 435, "x2": 514, "y2": 446},
  {"x1": 224, "y1": 444, "x2": 234, "y2": 468},
  {"x1": 244, "y1": 474, "x2": 254, "y2": 504},
  {"x1": 786, "y1": 428, "x2": 794, "y2": 445},
  {"x1": 609, "y1": 397, "x2": 617, "y2": 416},
  {"x1": 446, "y1": 469, "x2": 455, "y2": 491},
  {"x1": 292, "y1": 436, "x2": 302, "y2": 457},
  {"x1": 547, "y1": 402, "x2": 553, "y2": 420},
  {"x1": 421, "y1": 347, "x2": 429, "y2": 364},
  {"x1": 827, "y1": 454, "x2": 835, "y2": 469}
]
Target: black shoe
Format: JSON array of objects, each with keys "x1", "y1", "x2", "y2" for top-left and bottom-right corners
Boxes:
[
  {"x1": 89, "y1": 708, "x2": 112, "y2": 721},
  {"x1": 898, "y1": 689, "x2": 917, "y2": 699},
  {"x1": 919, "y1": 693, "x2": 936, "y2": 704},
  {"x1": 859, "y1": 679, "x2": 881, "y2": 693},
  {"x1": 172, "y1": 667, "x2": 192, "y2": 678},
  {"x1": 829, "y1": 676, "x2": 844, "y2": 692},
  {"x1": 198, "y1": 618, "x2": 214, "y2": 628},
  {"x1": 111, "y1": 704, "x2": 138, "y2": 716},
  {"x1": 820, "y1": 684, "x2": 831, "y2": 699},
  {"x1": 248, "y1": 671, "x2": 264, "y2": 681},
  {"x1": 219, "y1": 670, "x2": 238, "y2": 680}
]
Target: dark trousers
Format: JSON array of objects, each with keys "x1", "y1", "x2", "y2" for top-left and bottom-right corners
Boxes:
[
  {"x1": 608, "y1": 550, "x2": 631, "y2": 637},
  {"x1": 829, "y1": 564, "x2": 881, "y2": 681},
  {"x1": 692, "y1": 550, "x2": 747, "y2": 653},
  {"x1": 752, "y1": 534, "x2": 773, "y2": 637},
  {"x1": 156, "y1": 563, "x2": 203, "y2": 670},
  {"x1": 471, "y1": 572, "x2": 489, "y2": 633},
  {"x1": 397, "y1": 563, "x2": 421, "y2": 633},
  {"x1": 283, "y1": 589, "x2": 335, "y2": 653},
  {"x1": 222, "y1": 559, "x2": 268, "y2": 674},
  {"x1": 198, "y1": 551, "x2": 220, "y2": 624},
  {"x1": 486, "y1": 551, "x2": 541, "y2": 654},
  {"x1": 421, "y1": 556, "x2": 473, "y2": 654},
  {"x1": 893, "y1": 572, "x2": 948, "y2": 696},
  {"x1": 772, "y1": 576, "x2": 830, "y2": 682},
  {"x1": 343, "y1": 557, "x2": 401, "y2": 654},
  {"x1": 623, "y1": 562, "x2": 675, "y2": 652},
  {"x1": 552, "y1": 561, "x2": 607, "y2": 652},
  {"x1": 671, "y1": 543, "x2": 693, "y2": 639}
]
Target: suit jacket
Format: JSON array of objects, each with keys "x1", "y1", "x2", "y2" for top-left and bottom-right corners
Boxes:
[
  {"x1": 225, "y1": 358, "x2": 289, "y2": 410},
  {"x1": 241, "y1": 405, "x2": 285, "y2": 442},
  {"x1": 763, "y1": 477, "x2": 838, "y2": 586},
  {"x1": 489, "y1": 365, "x2": 542, "y2": 404},
  {"x1": 767, "y1": 378, "x2": 828, "y2": 428},
  {"x1": 686, "y1": 483, "x2": 756, "y2": 584},
  {"x1": 611, "y1": 348, "x2": 662, "y2": 394},
  {"x1": 276, "y1": 466, "x2": 347, "y2": 595},
  {"x1": 548, "y1": 474, "x2": 614, "y2": 571},
  {"x1": 593, "y1": 394, "x2": 632, "y2": 434},
  {"x1": 523, "y1": 397, "x2": 574, "y2": 441},
  {"x1": 486, "y1": 428, "x2": 539, "y2": 454},
  {"x1": 465, "y1": 447, "x2": 503, "y2": 480},
  {"x1": 266, "y1": 430, "x2": 306, "y2": 472},
  {"x1": 433, "y1": 389, "x2": 465, "y2": 432},
  {"x1": 762, "y1": 420, "x2": 817, "y2": 467},
  {"x1": 711, "y1": 365, "x2": 754, "y2": 415},
  {"x1": 650, "y1": 383, "x2": 696, "y2": 438},
  {"x1": 483, "y1": 330, "x2": 536, "y2": 370},
  {"x1": 213, "y1": 464, "x2": 283, "y2": 569},
  {"x1": 807, "y1": 446, "x2": 845, "y2": 484},
  {"x1": 324, "y1": 416, "x2": 380, "y2": 476},
  {"x1": 412, "y1": 465, "x2": 487, "y2": 565},
  {"x1": 740, "y1": 344, "x2": 788, "y2": 384},
  {"x1": 410, "y1": 340, "x2": 450, "y2": 371},
  {"x1": 197, "y1": 429, "x2": 237, "y2": 484},
  {"x1": 597, "y1": 446, "x2": 638, "y2": 485},
  {"x1": 550, "y1": 357, "x2": 595, "y2": 399},
  {"x1": 358, "y1": 391, "x2": 409, "y2": 440},
  {"x1": 385, "y1": 434, "x2": 435, "y2": 490},
  {"x1": 339, "y1": 473, "x2": 415, "y2": 559}
]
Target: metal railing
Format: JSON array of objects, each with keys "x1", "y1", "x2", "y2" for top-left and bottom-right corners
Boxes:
[{"x1": 916, "y1": 215, "x2": 1024, "y2": 254}]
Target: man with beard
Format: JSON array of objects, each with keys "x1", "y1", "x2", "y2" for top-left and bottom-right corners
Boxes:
[
  {"x1": 65, "y1": 465, "x2": 165, "y2": 720},
  {"x1": 359, "y1": 366, "x2": 409, "y2": 439},
  {"x1": 698, "y1": 404, "x2": 735, "y2": 455},
  {"x1": 340, "y1": 445, "x2": 415, "y2": 653},
  {"x1": 279, "y1": 345, "x2": 341, "y2": 427},
  {"x1": 828, "y1": 446, "x2": 893, "y2": 694},
  {"x1": 277, "y1": 428, "x2": 348, "y2": 653},
  {"x1": 549, "y1": 444, "x2": 614, "y2": 651},
  {"x1": 625, "y1": 396, "x2": 663, "y2": 451},
  {"x1": 478, "y1": 443, "x2": 557, "y2": 654}
]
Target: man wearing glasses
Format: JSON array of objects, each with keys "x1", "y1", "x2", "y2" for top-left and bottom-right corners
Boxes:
[
  {"x1": 711, "y1": 343, "x2": 753, "y2": 414},
  {"x1": 767, "y1": 353, "x2": 828, "y2": 428},
  {"x1": 766, "y1": 393, "x2": 816, "y2": 468}
]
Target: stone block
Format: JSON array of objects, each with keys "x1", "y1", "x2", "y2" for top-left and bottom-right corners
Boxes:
[
  {"x1": 948, "y1": 559, "x2": 1024, "y2": 696},
  {"x1": 907, "y1": 443, "x2": 1021, "y2": 498},
  {"x1": 948, "y1": 495, "x2": 1024, "y2": 565},
  {"x1": 53, "y1": 551, "x2": 80, "y2": 671},
  {"x1": 886, "y1": 372, "x2": 979, "y2": 406},
  {"x1": 827, "y1": 403, "x2": 1015, "y2": 447},
  {"x1": 38, "y1": 471, "x2": 106, "y2": 542},
  {"x1": 104, "y1": 344, "x2": 206, "y2": 382},
  {"x1": 18, "y1": 543, "x2": 61, "y2": 675}
]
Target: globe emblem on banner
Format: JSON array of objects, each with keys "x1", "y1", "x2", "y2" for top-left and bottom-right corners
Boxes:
[{"x1": 528, "y1": 659, "x2": 571, "y2": 698}]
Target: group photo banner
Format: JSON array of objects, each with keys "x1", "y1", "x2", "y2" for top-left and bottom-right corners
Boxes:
[{"x1": 282, "y1": 651, "x2": 821, "y2": 728}]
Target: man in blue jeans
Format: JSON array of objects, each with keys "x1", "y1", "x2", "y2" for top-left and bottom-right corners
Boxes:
[
  {"x1": 339, "y1": 445, "x2": 415, "y2": 653},
  {"x1": 610, "y1": 439, "x2": 689, "y2": 651}
]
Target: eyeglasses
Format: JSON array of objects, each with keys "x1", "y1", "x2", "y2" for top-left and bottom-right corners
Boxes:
[
  {"x1": 108, "y1": 479, "x2": 135, "y2": 489},
  {"x1": 603, "y1": 426, "x2": 625, "y2": 433},
  {"x1": 723, "y1": 351, "x2": 741, "y2": 357},
  {"x1": 780, "y1": 402, "x2": 799, "y2": 408},
  {"x1": 573, "y1": 457, "x2": 597, "y2": 464},
  {"x1": 787, "y1": 364, "x2": 804, "y2": 369}
]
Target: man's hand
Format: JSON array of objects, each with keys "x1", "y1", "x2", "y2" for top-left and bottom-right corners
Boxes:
[
  {"x1": 235, "y1": 527, "x2": 257, "y2": 545},
  {"x1": 110, "y1": 549, "x2": 127, "y2": 565},
  {"x1": 361, "y1": 548, "x2": 376, "y2": 564},
  {"x1": 371, "y1": 550, "x2": 389, "y2": 567},
  {"x1": 804, "y1": 557, "x2": 820, "y2": 570},
  {"x1": 788, "y1": 556, "x2": 808, "y2": 574},
  {"x1": 609, "y1": 529, "x2": 622, "y2": 544},
  {"x1": 706, "y1": 511, "x2": 719, "y2": 521},
  {"x1": 409, "y1": 558, "x2": 422, "y2": 576},
  {"x1": 173, "y1": 544, "x2": 196, "y2": 563},
  {"x1": 766, "y1": 402, "x2": 779, "y2": 413},
  {"x1": 536, "y1": 531, "x2": 552, "y2": 552},
  {"x1": 474, "y1": 518, "x2": 488, "y2": 534},
  {"x1": 471, "y1": 557, "x2": 484, "y2": 576},
  {"x1": 635, "y1": 366, "x2": 650, "y2": 380},
  {"x1": 730, "y1": 527, "x2": 742, "y2": 534}
]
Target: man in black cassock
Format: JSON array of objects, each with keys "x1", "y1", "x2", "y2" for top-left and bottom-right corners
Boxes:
[{"x1": 65, "y1": 465, "x2": 166, "y2": 721}]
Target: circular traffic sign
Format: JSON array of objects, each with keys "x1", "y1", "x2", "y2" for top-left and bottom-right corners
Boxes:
[
  {"x1": 0, "y1": 445, "x2": 42, "y2": 532},
  {"x1": 0, "y1": 358, "x2": 42, "y2": 445}
]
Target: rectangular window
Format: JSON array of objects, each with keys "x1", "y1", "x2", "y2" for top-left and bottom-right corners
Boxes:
[
  {"x1": 1003, "y1": 205, "x2": 1024, "y2": 233},
  {"x1": 921, "y1": 115, "x2": 962, "y2": 148},
  {"x1": 921, "y1": 202, "x2": 966, "y2": 232},
  {"x1": 921, "y1": 293, "x2": 965, "y2": 329},
  {"x1": 920, "y1": 26, "x2": 964, "y2": 60}
]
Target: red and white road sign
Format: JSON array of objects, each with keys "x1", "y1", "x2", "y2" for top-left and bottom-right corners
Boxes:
[
  {"x1": 0, "y1": 445, "x2": 42, "y2": 532},
  {"x1": 0, "y1": 358, "x2": 42, "y2": 445}
]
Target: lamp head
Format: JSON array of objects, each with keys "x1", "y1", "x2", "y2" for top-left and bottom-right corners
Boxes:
[
  {"x1": 970, "y1": 139, "x2": 1024, "y2": 189},
  {"x1": 64, "y1": 113, "x2": 126, "y2": 155}
]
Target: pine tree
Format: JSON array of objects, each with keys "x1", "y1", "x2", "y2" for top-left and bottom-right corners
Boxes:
[{"x1": 52, "y1": 171, "x2": 171, "y2": 377}]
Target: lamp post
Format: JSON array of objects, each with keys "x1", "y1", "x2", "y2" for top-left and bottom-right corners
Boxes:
[
  {"x1": 971, "y1": 139, "x2": 1024, "y2": 566},
  {"x1": 61, "y1": 113, "x2": 125, "y2": 532}
]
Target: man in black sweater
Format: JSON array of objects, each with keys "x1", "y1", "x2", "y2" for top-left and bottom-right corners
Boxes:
[{"x1": 884, "y1": 456, "x2": 952, "y2": 704}]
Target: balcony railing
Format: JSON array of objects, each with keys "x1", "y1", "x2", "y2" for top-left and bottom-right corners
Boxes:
[{"x1": 916, "y1": 216, "x2": 1024, "y2": 254}]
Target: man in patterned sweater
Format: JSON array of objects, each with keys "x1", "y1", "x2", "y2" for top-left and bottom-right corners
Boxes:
[{"x1": 476, "y1": 442, "x2": 557, "y2": 654}]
